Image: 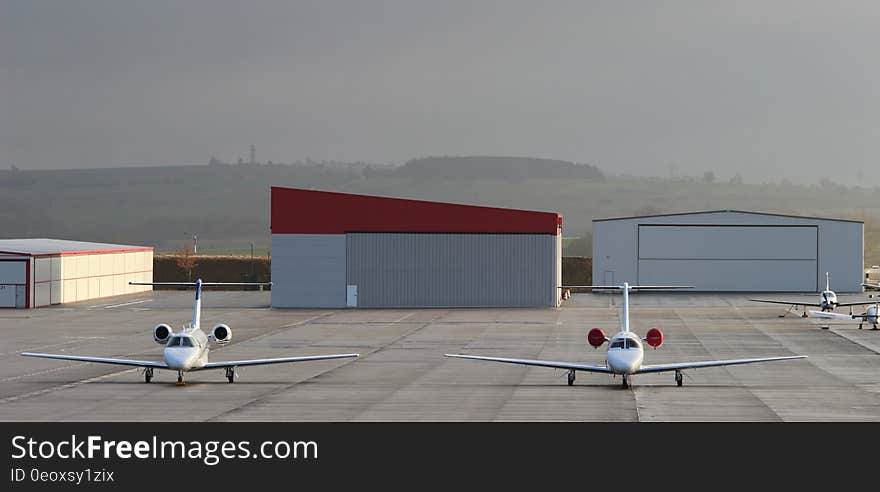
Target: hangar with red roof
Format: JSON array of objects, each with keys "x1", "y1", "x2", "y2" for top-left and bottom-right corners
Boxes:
[{"x1": 270, "y1": 187, "x2": 563, "y2": 307}]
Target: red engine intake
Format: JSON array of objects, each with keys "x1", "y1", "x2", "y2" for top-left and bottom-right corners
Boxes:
[
  {"x1": 645, "y1": 328, "x2": 664, "y2": 349},
  {"x1": 587, "y1": 328, "x2": 607, "y2": 348}
]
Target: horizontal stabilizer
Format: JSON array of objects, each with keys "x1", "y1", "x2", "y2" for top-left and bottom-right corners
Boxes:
[
  {"x1": 560, "y1": 285, "x2": 694, "y2": 290},
  {"x1": 130, "y1": 282, "x2": 272, "y2": 287}
]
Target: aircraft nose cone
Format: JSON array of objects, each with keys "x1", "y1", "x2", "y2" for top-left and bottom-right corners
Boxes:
[
  {"x1": 609, "y1": 351, "x2": 642, "y2": 374},
  {"x1": 164, "y1": 349, "x2": 196, "y2": 370}
]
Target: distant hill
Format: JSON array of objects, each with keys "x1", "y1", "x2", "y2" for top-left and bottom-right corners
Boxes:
[
  {"x1": 0, "y1": 159, "x2": 878, "y2": 266},
  {"x1": 391, "y1": 156, "x2": 604, "y2": 181}
]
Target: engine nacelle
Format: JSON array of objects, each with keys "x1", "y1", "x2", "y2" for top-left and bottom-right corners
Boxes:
[
  {"x1": 645, "y1": 327, "x2": 664, "y2": 349},
  {"x1": 587, "y1": 328, "x2": 608, "y2": 348},
  {"x1": 209, "y1": 323, "x2": 232, "y2": 345},
  {"x1": 153, "y1": 323, "x2": 173, "y2": 345}
]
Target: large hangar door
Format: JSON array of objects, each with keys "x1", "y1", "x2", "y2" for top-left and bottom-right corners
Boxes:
[
  {"x1": 0, "y1": 260, "x2": 27, "y2": 308},
  {"x1": 346, "y1": 233, "x2": 556, "y2": 307},
  {"x1": 637, "y1": 225, "x2": 817, "y2": 291}
]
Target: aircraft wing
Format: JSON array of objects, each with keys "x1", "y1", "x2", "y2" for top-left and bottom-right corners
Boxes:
[
  {"x1": 21, "y1": 352, "x2": 167, "y2": 368},
  {"x1": 444, "y1": 354, "x2": 612, "y2": 373},
  {"x1": 749, "y1": 299, "x2": 821, "y2": 307},
  {"x1": 835, "y1": 301, "x2": 878, "y2": 307},
  {"x1": 808, "y1": 310, "x2": 856, "y2": 320},
  {"x1": 200, "y1": 353, "x2": 359, "y2": 369},
  {"x1": 636, "y1": 355, "x2": 806, "y2": 374}
]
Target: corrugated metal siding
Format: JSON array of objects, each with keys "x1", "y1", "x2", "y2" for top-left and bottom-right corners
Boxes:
[
  {"x1": 346, "y1": 233, "x2": 557, "y2": 307},
  {"x1": 271, "y1": 234, "x2": 346, "y2": 308}
]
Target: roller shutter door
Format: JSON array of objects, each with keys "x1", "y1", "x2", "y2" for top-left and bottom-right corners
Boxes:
[
  {"x1": 637, "y1": 225, "x2": 817, "y2": 291},
  {"x1": 346, "y1": 233, "x2": 556, "y2": 307}
]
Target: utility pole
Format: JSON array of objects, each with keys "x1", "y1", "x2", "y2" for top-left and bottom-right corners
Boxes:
[
  {"x1": 250, "y1": 144, "x2": 256, "y2": 166},
  {"x1": 185, "y1": 232, "x2": 198, "y2": 254}
]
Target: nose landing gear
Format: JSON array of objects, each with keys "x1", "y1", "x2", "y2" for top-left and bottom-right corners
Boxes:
[
  {"x1": 621, "y1": 375, "x2": 629, "y2": 389},
  {"x1": 176, "y1": 371, "x2": 185, "y2": 386}
]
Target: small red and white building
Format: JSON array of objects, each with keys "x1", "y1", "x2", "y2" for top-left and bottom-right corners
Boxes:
[
  {"x1": 0, "y1": 239, "x2": 153, "y2": 308},
  {"x1": 270, "y1": 187, "x2": 562, "y2": 308}
]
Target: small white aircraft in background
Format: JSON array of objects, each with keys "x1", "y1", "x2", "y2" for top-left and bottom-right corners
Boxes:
[
  {"x1": 750, "y1": 272, "x2": 877, "y2": 317},
  {"x1": 809, "y1": 296, "x2": 879, "y2": 330},
  {"x1": 21, "y1": 279, "x2": 359, "y2": 385},
  {"x1": 446, "y1": 283, "x2": 806, "y2": 389}
]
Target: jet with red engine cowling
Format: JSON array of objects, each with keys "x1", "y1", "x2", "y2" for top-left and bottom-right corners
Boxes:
[
  {"x1": 446, "y1": 283, "x2": 806, "y2": 389},
  {"x1": 21, "y1": 279, "x2": 359, "y2": 385}
]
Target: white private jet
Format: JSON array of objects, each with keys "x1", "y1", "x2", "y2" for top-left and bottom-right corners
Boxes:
[
  {"x1": 446, "y1": 283, "x2": 806, "y2": 389},
  {"x1": 750, "y1": 272, "x2": 877, "y2": 317},
  {"x1": 21, "y1": 279, "x2": 359, "y2": 385}
]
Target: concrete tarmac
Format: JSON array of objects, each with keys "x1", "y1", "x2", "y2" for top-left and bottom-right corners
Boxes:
[{"x1": 1, "y1": 291, "x2": 878, "y2": 421}]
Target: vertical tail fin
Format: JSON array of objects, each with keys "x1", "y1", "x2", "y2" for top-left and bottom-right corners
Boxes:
[
  {"x1": 563, "y1": 284, "x2": 694, "y2": 334},
  {"x1": 826, "y1": 272, "x2": 830, "y2": 291},
  {"x1": 192, "y1": 278, "x2": 202, "y2": 330},
  {"x1": 128, "y1": 279, "x2": 271, "y2": 333}
]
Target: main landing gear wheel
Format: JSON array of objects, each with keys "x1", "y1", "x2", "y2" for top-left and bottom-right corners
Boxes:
[
  {"x1": 144, "y1": 367, "x2": 153, "y2": 383},
  {"x1": 675, "y1": 370, "x2": 683, "y2": 387},
  {"x1": 621, "y1": 375, "x2": 629, "y2": 389},
  {"x1": 226, "y1": 367, "x2": 236, "y2": 383},
  {"x1": 567, "y1": 370, "x2": 575, "y2": 386}
]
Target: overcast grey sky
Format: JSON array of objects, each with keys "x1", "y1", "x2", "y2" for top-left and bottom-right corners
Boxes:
[{"x1": 2, "y1": 1, "x2": 879, "y2": 184}]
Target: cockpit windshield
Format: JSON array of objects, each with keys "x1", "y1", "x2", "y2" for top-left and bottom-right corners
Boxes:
[
  {"x1": 166, "y1": 336, "x2": 194, "y2": 348},
  {"x1": 625, "y1": 338, "x2": 641, "y2": 349},
  {"x1": 610, "y1": 338, "x2": 641, "y2": 349}
]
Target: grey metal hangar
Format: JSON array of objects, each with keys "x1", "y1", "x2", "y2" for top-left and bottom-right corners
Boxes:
[
  {"x1": 269, "y1": 187, "x2": 563, "y2": 308},
  {"x1": 592, "y1": 210, "x2": 863, "y2": 293}
]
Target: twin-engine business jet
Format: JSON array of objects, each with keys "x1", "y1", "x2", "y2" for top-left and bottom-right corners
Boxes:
[
  {"x1": 21, "y1": 279, "x2": 359, "y2": 385},
  {"x1": 446, "y1": 283, "x2": 806, "y2": 389},
  {"x1": 750, "y1": 272, "x2": 876, "y2": 317}
]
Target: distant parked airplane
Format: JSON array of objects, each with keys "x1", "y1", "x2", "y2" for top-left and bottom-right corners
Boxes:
[
  {"x1": 750, "y1": 272, "x2": 876, "y2": 317},
  {"x1": 22, "y1": 279, "x2": 359, "y2": 385},
  {"x1": 810, "y1": 297, "x2": 879, "y2": 330},
  {"x1": 447, "y1": 283, "x2": 806, "y2": 388}
]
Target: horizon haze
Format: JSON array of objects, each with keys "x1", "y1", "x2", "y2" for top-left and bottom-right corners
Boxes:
[{"x1": 4, "y1": 1, "x2": 880, "y2": 185}]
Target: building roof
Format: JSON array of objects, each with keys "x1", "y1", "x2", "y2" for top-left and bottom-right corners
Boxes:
[
  {"x1": 593, "y1": 209, "x2": 863, "y2": 224},
  {"x1": 271, "y1": 187, "x2": 562, "y2": 235},
  {"x1": 0, "y1": 238, "x2": 153, "y2": 256}
]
